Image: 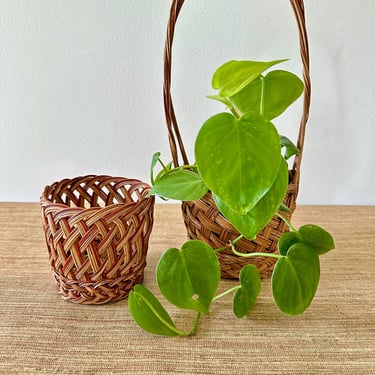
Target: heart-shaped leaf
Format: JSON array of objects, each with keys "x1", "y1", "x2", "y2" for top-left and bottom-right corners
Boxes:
[
  {"x1": 278, "y1": 224, "x2": 335, "y2": 256},
  {"x1": 297, "y1": 225, "x2": 335, "y2": 255},
  {"x1": 212, "y1": 59, "x2": 287, "y2": 97},
  {"x1": 272, "y1": 244, "x2": 320, "y2": 315},
  {"x1": 149, "y1": 169, "x2": 208, "y2": 201},
  {"x1": 195, "y1": 112, "x2": 281, "y2": 214},
  {"x1": 128, "y1": 285, "x2": 183, "y2": 336},
  {"x1": 233, "y1": 264, "x2": 261, "y2": 318},
  {"x1": 213, "y1": 157, "x2": 288, "y2": 239},
  {"x1": 156, "y1": 240, "x2": 220, "y2": 315},
  {"x1": 230, "y1": 70, "x2": 304, "y2": 120}
]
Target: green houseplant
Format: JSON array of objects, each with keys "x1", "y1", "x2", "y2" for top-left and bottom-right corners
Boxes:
[{"x1": 128, "y1": 58, "x2": 335, "y2": 336}]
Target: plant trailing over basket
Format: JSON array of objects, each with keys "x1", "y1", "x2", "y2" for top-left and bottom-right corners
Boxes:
[{"x1": 128, "y1": 59, "x2": 335, "y2": 336}]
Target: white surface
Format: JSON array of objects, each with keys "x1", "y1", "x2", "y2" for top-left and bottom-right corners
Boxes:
[{"x1": 0, "y1": 0, "x2": 374, "y2": 204}]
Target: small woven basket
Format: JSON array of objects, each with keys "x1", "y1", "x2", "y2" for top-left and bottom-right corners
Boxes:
[
  {"x1": 163, "y1": 0, "x2": 311, "y2": 278},
  {"x1": 40, "y1": 175, "x2": 155, "y2": 304}
]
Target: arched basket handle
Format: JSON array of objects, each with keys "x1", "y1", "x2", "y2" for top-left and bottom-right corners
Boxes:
[{"x1": 163, "y1": 0, "x2": 311, "y2": 193}]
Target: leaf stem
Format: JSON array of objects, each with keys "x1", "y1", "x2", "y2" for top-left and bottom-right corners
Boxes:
[
  {"x1": 260, "y1": 75, "x2": 265, "y2": 115},
  {"x1": 231, "y1": 246, "x2": 283, "y2": 259},
  {"x1": 188, "y1": 312, "x2": 202, "y2": 336},
  {"x1": 214, "y1": 234, "x2": 244, "y2": 253},
  {"x1": 212, "y1": 285, "x2": 241, "y2": 302},
  {"x1": 276, "y1": 212, "x2": 298, "y2": 232}
]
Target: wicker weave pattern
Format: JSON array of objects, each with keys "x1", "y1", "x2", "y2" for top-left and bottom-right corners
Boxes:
[
  {"x1": 40, "y1": 175, "x2": 155, "y2": 304},
  {"x1": 163, "y1": 0, "x2": 310, "y2": 278},
  {"x1": 182, "y1": 175, "x2": 297, "y2": 278}
]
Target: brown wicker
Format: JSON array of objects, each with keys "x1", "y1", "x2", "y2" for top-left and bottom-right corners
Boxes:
[
  {"x1": 40, "y1": 175, "x2": 155, "y2": 304},
  {"x1": 163, "y1": 0, "x2": 311, "y2": 278}
]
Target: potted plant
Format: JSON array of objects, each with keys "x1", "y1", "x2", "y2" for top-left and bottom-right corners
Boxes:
[{"x1": 127, "y1": 58, "x2": 335, "y2": 336}]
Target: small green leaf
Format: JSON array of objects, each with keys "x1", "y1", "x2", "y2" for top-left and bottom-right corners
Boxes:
[
  {"x1": 280, "y1": 135, "x2": 300, "y2": 160},
  {"x1": 149, "y1": 169, "x2": 208, "y2": 201},
  {"x1": 233, "y1": 265, "x2": 261, "y2": 318},
  {"x1": 230, "y1": 70, "x2": 304, "y2": 120},
  {"x1": 272, "y1": 244, "x2": 320, "y2": 315},
  {"x1": 297, "y1": 224, "x2": 335, "y2": 255},
  {"x1": 212, "y1": 59, "x2": 287, "y2": 97},
  {"x1": 156, "y1": 240, "x2": 220, "y2": 315},
  {"x1": 150, "y1": 152, "x2": 161, "y2": 185},
  {"x1": 279, "y1": 203, "x2": 291, "y2": 213},
  {"x1": 195, "y1": 112, "x2": 281, "y2": 214},
  {"x1": 213, "y1": 158, "x2": 288, "y2": 239},
  {"x1": 128, "y1": 285, "x2": 183, "y2": 336},
  {"x1": 278, "y1": 224, "x2": 335, "y2": 256}
]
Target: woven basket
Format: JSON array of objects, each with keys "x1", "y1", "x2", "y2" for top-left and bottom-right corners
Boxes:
[
  {"x1": 40, "y1": 175, "x2": 155, "y2": 304},
  {"x1": 163, "y1": 0, "x2": 311, "y2": 278}
]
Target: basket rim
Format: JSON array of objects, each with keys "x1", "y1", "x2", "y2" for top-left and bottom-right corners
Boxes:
[{"x1": 40, "y1": 174, "x2": 153, "y2": 211}]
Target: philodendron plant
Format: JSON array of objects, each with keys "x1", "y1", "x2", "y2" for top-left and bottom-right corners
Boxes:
[{"x1": 128, "y1": 58, "x2": 335, "y2": 336}]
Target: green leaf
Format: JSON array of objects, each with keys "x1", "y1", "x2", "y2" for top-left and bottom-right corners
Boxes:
[
  {"x1": 297, "y1": 225, "x2": 335, "y2": 255},
  {"x1": 233, "y1": 265, "x2": 261, "y2": 318},
  {"x1": 195, "y1": 112, "x2": 281, "y2": 214},
  {"x1": 213, "y1": 158, "x2": 288, "y2": 239},
  {"x1": 278, "y1": 224, "x2": 335, "y2": 256},
  {"x1": 149, "y1": 169, "x2": 208, "y2": 201},
  {"x1": 272, "y1": 244, "x2": 320, "y2": 315},
  {"x1": 150, "y1": 152, "x2": 161, "y2": 185},
  {"x1": 278, "y1": 231, "x2": 300, "y2": 256},
  {"x1": 128, "y1": 285, "x2": 183, "y2": 336},
  {"x1": 280, "y1": 135, "x2": 300, "y2": 160},
  {"x1": 156, "y1": 240, "x2": 220, "y2": 315},
  {"x1": 212, "y1": 59, "x2": 287, "y2": 97},
  {"x1": 230, "y1": 70, "x2": 304, "y2": 120}
]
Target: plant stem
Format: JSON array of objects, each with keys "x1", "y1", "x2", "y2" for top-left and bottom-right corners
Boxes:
[
  {"x1": 260, "y1": 75, "x2": 265, "y2": 115},
  {"x1": 276, "y1": 212, "x2": 298, "y2": 232},
  {"x1": 188, "y1": 312, "x2": 202, "y2": 336},
  {"x1": 158, "y1": 157, "x2": 169, "y2": 174},
  {"x1": 231, "y1": 246, "x2": 283, "y2": 259},
  {"x1": 214, "y1": 234, "x2": 244, "y2": 253},
  {"x1": 212, "y1": 285, "x2": 241, "y2": 302}
]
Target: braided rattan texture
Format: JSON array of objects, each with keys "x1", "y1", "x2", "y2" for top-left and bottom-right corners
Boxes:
[
  {"x1": 164, "y1": 0, "x2": 310, "y2": 278},
  {"x1": 40, "y1": 175, "x2": 155, "y2": 304},
  {"x1": 182, "y1": 174, "x2": 297, "y2": 279}
]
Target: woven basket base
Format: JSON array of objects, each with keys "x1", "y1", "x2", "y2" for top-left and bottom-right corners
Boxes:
[{"x1": 52, "y1": 268, "x2": 145, "y2": 305}]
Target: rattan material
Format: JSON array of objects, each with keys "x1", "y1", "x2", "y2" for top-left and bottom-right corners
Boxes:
[
  {"x1": 40, "y1": 175, "x2": 155, "y2": 304},
  {"x1": 163, "y1": 0, "x2": 311, "y2": 278}
]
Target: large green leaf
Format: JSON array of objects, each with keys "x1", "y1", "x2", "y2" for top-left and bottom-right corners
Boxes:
[
  {"x1": 233, "y1": 265, "x2": 261, "y2": 318},
  {"x1": 213, "y1": 157, "x2": 288, "y2": 239},
  {"x1": 128, "y1": 285, "x2": 182, "y2": 336},
  {"x1": 272, "y1": 244, "x2": 320, "y2": 315},
  {"x1": 278, "y1": 224, "x2": 335, "y2": 256},
  {"x1": 230, "y1": 70, "x2": 304, "y2": 120},
  {"x1": 195, "y1": 112, "x2": 281, "y2": 214},
  {"x1": 212, "y1": 59, "x2": 287, "y2": 97},
  {"x1": 149, "y1": 169, "x2": 208, "y2": 201},
  {"x1": 156, "y1": 240, "x2": 220, "y2": 315}
]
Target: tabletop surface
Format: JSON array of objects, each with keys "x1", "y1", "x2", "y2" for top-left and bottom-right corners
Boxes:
[{"x1": 0, "y1": 203, "x2": 374, "y2": 375}]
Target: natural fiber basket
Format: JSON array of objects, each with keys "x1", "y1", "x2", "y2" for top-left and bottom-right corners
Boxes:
[
  {"x1": 163, "y1": 0, "x2": 311, "y2": 278},
  {"x1": 40, "y1": 175, "x2": 155, "y2": 304}
]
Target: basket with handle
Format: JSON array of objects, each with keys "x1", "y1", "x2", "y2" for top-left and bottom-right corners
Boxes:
[
  {"x1": 40, "y1": 175, "x2": 155, "y2": 304},
  {"x1": 163, "y1": 0, "x2": 311, "y2": 278}
]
